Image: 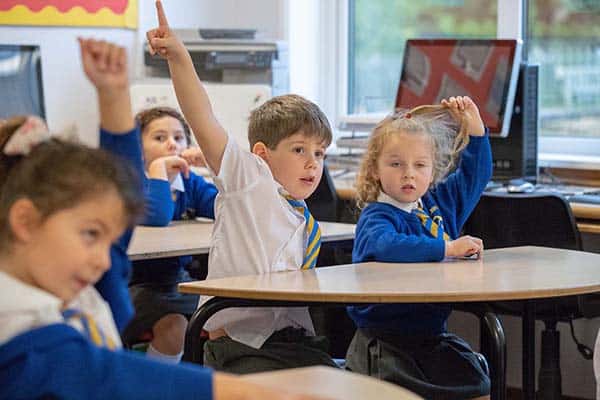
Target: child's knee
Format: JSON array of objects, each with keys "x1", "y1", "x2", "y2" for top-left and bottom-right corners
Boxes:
[{"x1": 153, "y1": 313, "x2": 187, "y2": 340}]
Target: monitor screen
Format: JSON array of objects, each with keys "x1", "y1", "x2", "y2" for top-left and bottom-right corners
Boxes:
[
  {"x1": 0, "y1": 44, "x2": 46, "y2": 120},
  {"x1": 395, "y1": 39, "x2": 521, "y2": 137}
]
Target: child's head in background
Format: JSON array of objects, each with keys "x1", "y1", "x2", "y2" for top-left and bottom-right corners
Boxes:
[
  {"x1": 135, "y1": 106, "x2": 191, "y2": 169},
  {"x1": 356, "y1": 104, "x2": 470, "y2": 208},
  {"x1": 0, "y1": 116, "x2": 143, "y2": 304},
  {"x1": 248, "y1": 94, "x2": 333, "y2": 200},
  {"x1": 135, "y1": 107, "x2": 191, "y2": 170}
]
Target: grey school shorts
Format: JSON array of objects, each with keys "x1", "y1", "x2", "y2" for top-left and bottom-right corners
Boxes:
[
  {"x1": 204, "y1": 327, "x2": 339, "y2": 374},
  {"x1": 346, "y1": 328, "x2": 490, "y2": 400}
]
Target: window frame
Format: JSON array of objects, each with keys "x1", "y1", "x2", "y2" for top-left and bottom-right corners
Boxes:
[{"x1": 318, "y1": 0, "x2": 600, "y2": 168}]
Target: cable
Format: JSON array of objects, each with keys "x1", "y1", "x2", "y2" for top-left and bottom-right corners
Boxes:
[{"x1": 569, "y1": 318, "x2": 593, "y2": 360}]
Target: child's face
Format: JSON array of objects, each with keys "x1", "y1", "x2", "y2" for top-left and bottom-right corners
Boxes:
[
  {"x1": 16, "y1": 190, "x2": 127, "y2": 304},
  {"x1": 375, "y1": 131, "x2": 434, "y2": 204},
  {"x1": 262, "y1": 131, "x2": 327, "y2": 200},
  {"x1": 142, "y1": 116, "x2": 188, "y2": 168}
]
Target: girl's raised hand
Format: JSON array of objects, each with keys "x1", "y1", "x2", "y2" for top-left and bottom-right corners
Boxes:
[
  {"x1": 146, "y1": 1, "x2": 186, "y2": 61},
  {"x1": 441, "y1": 96, "x2": 485, "y2": 136},
  {"x1": 79, "y1": 38, "x2": 128, "y2": 92}
]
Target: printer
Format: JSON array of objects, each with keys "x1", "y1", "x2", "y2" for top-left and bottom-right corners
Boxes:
[{"x1": 144, "y1": 29, "x2": 289, "y2": 96}]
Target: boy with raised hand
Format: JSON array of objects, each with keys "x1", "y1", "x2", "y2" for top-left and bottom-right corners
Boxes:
[{"x1": 147, "y1": 1, "x2": 338, "y2": 373}]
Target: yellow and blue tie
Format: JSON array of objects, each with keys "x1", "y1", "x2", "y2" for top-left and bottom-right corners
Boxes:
[
  {"x1": 412, "y1": 205, "x2": 450, "y2": 242},
  {"x1": 62, "y1": 308, "x2": 116, "y2": 349},
  {"x1": 285, "y1": 196, "x2": 321, "y2": 269}
]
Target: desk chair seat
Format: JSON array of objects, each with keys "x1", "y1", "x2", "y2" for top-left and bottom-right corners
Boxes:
[{"x1": 463, "y1": 192, "x2": 598, "y2": 399}]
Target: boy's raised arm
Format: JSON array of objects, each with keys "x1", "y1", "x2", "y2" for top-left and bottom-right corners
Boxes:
[{"x1": 147, "y1": 0, "x2": 228, "y2": 174}]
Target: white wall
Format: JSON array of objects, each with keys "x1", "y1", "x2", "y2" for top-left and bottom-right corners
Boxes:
[{"x1": 0, "y1": 0, "x2": 284, "y2": 145}]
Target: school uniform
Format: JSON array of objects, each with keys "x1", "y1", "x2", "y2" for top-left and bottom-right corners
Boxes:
[
  {"x1": 0, "y1": 324, "x2": 213, "y2": 400},
  {"x1": 0, "y1": 271, "x2": 121, "y2": 348},
  {"x1": 347, "y1": 134, "x2": 493, "y2": 400},
  {"x1": 201, "y1": 137, "x2": 337, "y2": 373},
  {"x1": 123, "y1": 172, "x2": 217, "y2": 344},
  {"x1": 0, "y1": 126, "x2": 214, "y2": 400}
]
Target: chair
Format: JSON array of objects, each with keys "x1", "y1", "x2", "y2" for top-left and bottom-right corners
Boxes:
[
  {"x1": 463, "y1": 192, "x2": 598, "y2": 400},
  {"x1": 306, "y1": 164, "x2": 339, "y2": 222}
]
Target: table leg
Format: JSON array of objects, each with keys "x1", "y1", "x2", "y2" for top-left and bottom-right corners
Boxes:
[
  {"x1": 482, "y1": 312, "x2": 506, "y2": 400},
  {"x1": 183, "y1": 296, "x2": 241, "y2": 363},
  {"x1": 523, "y1": 300, "x2": 536, "y2": 400}
]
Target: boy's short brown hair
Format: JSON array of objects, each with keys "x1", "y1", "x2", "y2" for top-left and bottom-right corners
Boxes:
[
  {"x1": 135, "y1": 107, "x2": 192, "y2": 145},
  {"x1": 248, "y1": 94, "x2": 332, "y2": 150}
]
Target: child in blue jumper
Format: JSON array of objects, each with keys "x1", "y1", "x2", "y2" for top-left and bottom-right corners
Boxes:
[
  {"x1": 123, "y1": 106, "x2": 218, "y2": 363},
  {"x1": 347, "y1": 97, "x2": 493, "y2": 400}
]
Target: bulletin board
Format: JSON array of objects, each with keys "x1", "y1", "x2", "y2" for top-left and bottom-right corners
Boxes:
[{"x1": 0, "y1": 1, "x2": 137, "y2": 29}]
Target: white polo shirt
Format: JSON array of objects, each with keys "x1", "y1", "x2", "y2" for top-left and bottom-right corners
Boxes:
[
  {"x1": 203, "y1": 137, "x2": 315, "y2": 349},
  {"x1": 0, "y1": 271, "x2": 121, "y2": 347}
]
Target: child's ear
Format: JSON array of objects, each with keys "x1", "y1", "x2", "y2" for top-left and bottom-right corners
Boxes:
[
  {"x1": 252, "y1": 141, "x2": 269, "y2": 162},
  {"x1": 8, "y1": 198, "x2": 41, "y2": 243}
]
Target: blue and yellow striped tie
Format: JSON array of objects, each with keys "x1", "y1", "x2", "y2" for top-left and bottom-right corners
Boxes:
[
  {"x1": 62, "y1": 308, "x2": 116, "y2": 349},
  {"x1": 285, "y1": 196, "x2": 321, "y2": 269},
  {"x1": 412, "y1": 205, "x2": 450, "y2": 241}
]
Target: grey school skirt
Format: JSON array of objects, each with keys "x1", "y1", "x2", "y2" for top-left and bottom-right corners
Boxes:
[{"x1": 346, "y1": 328, "x2": 490, "y2": 400}]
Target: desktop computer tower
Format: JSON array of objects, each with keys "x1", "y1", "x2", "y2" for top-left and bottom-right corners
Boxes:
[{"x1": 490, "y1": 63, "x2": 539, "y2": 181}]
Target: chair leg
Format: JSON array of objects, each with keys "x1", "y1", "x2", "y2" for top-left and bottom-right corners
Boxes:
[
  {"x1": 538, "y1": 320, "x2": 562, "y2": 400},
  {"x1": 481, "y1": 312, "x2": 506, "y2": 400}
]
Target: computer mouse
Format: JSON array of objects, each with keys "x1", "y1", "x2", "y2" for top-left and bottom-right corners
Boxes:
[{"x1": 507, "y1": 180, "x2": 535, "y2": 193}]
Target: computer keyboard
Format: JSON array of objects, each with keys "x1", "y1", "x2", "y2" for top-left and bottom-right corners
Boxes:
[{"x1": 484, "y1": 181, "x2": 600, "y2": 205}]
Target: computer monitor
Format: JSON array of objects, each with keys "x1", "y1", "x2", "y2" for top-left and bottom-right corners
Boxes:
[
  {"x1": 0, "y1": 45, "x2": 46, "y2": 120},
  {"x1": 395, "y1": 39, "x2": 521, "y2": 137}
]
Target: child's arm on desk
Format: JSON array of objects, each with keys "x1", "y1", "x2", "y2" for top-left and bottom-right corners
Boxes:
[{"x1": 147, "y1": 0, "x2": 228, "y2": 175}]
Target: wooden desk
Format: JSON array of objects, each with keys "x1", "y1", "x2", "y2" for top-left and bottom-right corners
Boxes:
[
  {"x1": 180, "y1": 246, "x2": 600, "y2": 400},
  {"x1": 128, "y1": 221, "x2": 356, "y2": 261},
  {"x1": 180, "y1": 246, "x2": 600, "y2": 302},
  {"x1": 242, "y1": 366, "x2": 422, "y2": 400}
]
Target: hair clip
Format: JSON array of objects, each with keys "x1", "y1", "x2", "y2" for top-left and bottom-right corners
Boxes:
[
  {"x1": 404, "y1": 112, "x2": 412, "y2": 119},
  {"x1": 3, "y1": 116, "x2": 50, "y2": 156}
]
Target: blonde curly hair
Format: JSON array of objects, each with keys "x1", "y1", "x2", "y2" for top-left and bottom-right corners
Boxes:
[{"x1": 355, "y1": 104, "x2": 470, "y2": 209}]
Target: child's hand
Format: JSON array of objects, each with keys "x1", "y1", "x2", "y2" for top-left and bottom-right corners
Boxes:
[
  {"x1": 79, "y1": 38, "x2": 128, "y2": 93},
  {"x1": 146, "y1": 1, "x2": 186, "y2": 61},
  {"x1": 148, "y1": 155, "x2": 190, "y2": 181},
  {"x1": 180, "y1": 147, "x2": 207, "y2": 168},
  {"x1": 441, "y1": 96, "x2": 485, "y2": 136},
  {"x1": 445, "y1": 235, "x2": 484, "y2": 259}
]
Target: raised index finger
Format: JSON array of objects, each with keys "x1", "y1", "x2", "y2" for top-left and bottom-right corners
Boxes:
[{"x1": 155, "y1": 0, "x2": 169, "y2": 27}]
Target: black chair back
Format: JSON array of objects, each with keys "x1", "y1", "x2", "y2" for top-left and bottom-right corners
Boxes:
[
  {"x1": 306, "y1": 164, "x2": 339, "y2": 222},
  {"x1": 464, "y1": 192, "x2": 582, "y2": 251}
]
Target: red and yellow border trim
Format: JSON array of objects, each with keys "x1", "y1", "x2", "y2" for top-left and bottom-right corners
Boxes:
[{"x1": 0, "y1": 1, "x2": 137, "y2": 29}]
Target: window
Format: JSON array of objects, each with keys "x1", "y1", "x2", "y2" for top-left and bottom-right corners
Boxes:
[
  {"x1": 348, "y1": 0, "x2": 497, "y2": 114},
  {"x1": 528, "y1": 0, "x2": 600, "y2": 140}
]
